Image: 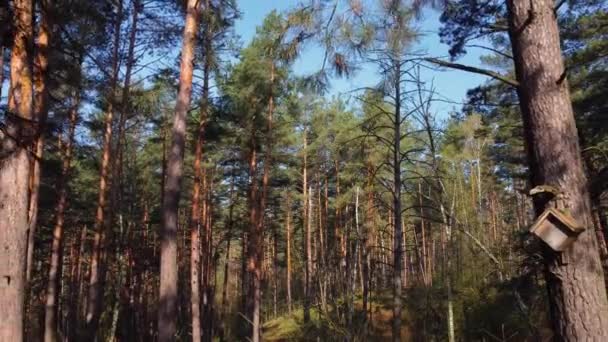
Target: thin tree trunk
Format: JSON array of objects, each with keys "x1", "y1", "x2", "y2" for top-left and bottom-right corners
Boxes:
[
  {"x1": 248, "y1": 60, "x2": 275, "y2": 342},
  {"x1": 302, "y1": 128, "x2": 311, "y2": 323},
  {"x1": 245, "y1": 131, "x2": 258, "y2": 337},
  {"x1": 43, "y1": 94, "x2": 79, "y2": 342},
  {"x1": 285, "y1": 192, "x2": 293, "y2": 314},
  {"x1": 189, "y1": 21, "x2": 209, "y2": 342},
  {"x1": 219, "y1": 173, "x2": 236, "y2": 342},
  {"x1": 68, "y1": 225, "x2": 87, "y2": 341},
  {"x1": 26, "y1": 0, "x2": 53, "y2": 285},
  {"x1": 0, "y1": 0, "x2": 34, "y2": 340},
  {"x1": 506, "y1": 0, "x2": 608, "y2": 339},
  {"x1": 159, "y1": 1, "x2": 201, "y2": 340},
  {"x1": 85, "y1": 0, "x2": 124, "y2": 335},
  {"x1": 392, "y1": 59, "x2": 403, "y2": 342}
]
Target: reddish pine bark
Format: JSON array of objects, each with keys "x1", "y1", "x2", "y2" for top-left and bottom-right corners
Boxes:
[
  {"x1": 158, "y1": 0, "x2": 201, "y2": 339},
  {"x1": 0, "y1": 1, "x2": 34, "y2": 340},
  {"x1": 189, "y1": 26, "x2": 209, "y2": 342},
  {"x1": 507, "y1": 0, "x2": 608, "y2": 338}
]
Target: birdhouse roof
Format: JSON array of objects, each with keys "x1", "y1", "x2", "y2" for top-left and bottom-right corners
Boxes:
[{"x1": 529, "y1": 208, "x2": 584, "y2": 234}]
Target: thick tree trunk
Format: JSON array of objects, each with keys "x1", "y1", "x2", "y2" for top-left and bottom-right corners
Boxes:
[
  {"x1": 159, "y1": 0, "x2": 200, "y2": 340},
  {"x1": 0, "y1": 1, "x2": 34, "y2": 340},
  {"x1": 85, "y1": 0, "x2": 123, "y2": 335},
  {"x1": 43, "y1": 94, "x2": 79, "y2": 342},
  {"x1": 26, "y1": 0, "x2": 52, "y2": 284},
  {"x1": 507, "y1": 0, "x2": 608, "y2": 339}
]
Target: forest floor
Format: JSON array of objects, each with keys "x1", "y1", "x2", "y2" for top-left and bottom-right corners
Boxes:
[{"x1": 263, "y1": 298, "x2": 414, "y2": 341}]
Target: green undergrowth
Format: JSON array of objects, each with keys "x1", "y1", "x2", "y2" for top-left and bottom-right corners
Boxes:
[{"x1": 262, "y1": 297, "x2": 413, "y2": 341}]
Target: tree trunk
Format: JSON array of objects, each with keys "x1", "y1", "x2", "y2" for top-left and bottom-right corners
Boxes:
[
  {"x1": 68, "y1": 224, "x2": 87, "y2": 341},
  {"x1": 43, "y1": 94, "x2": 79, "y2": 342},
  {"x1": 219, "y1": 172, "x2": 236, "y2": 341},
  {"x1": 245, "y1": 131, "x2": 258, "y2": 337},
  {"x1": 159, "y1": 0, "x2": 201, "y2": 340},
  {"x1": 85, "y1": 0, "x2": 123, "y2": 335},
  {"x1": 189, "y1": 16, "x2": 210, "y2": 342},
  {"x1": 0, "y1": 1, "x2": 34, "y2": 340},
  {"x1": 506, "y1": 0, "x2": 608, "y2": 339},
  {"x1": 302, "y1": 129, "x2": 311, "y2": 323},
  {"x1": 392, "y1": 59, "x2": 403, "y2": 342},
  {"x1": 26, "y1": 0, "x2": 53, "y2": 285},
  {"x1": 285, "y1": 192, "x2": 292, "y2": 314}
]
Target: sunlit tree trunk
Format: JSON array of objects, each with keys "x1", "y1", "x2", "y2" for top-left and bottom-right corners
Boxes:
[
  {"x1": 0, "y1": 1, "x2": 34, "y2": 340},
  {"x1": 507, "y1": 0, "x2": 608, "y2": 338},
  {"x1": 159, "y1": 0, "x2": 201, "y2": 340}
]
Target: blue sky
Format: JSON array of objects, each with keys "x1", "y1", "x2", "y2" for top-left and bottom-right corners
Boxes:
[{"x1": 234, "y1": 0, "x2": 488, "y2": 117}]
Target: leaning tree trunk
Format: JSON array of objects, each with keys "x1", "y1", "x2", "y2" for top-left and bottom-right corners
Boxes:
[
  {"x1": 159, "y1": 0, "x2": 201, "y2": 340},
  {"x1": 507, "y1": 0, "x2": 608, "y2": 339},
  {"x1": 0, "y1": 1, "x2": 34, "y2": 340},
  {"x1": 43, "y1": 94, "x2": 79, "y2": 342}
]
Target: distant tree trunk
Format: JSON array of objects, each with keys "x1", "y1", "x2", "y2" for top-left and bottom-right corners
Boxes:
[
  {"x1": 26, "y1": 0, "x2": 53, "y2": 285},
  {"x1": 282, "y1": 192, "x2": 291, "y2": 315},
  {"x1": 506, "y1": 0, "x2": 608, "y2": 339},
  {"x1": 158, "y1": 0, "x2": 201, "y2": 340},
  {"x1": 85, "y1": 0, "x2": 123, "y2": 336},
  {"x1": 392, "y1": 59, "x2": 403, "y2": 342},
  {"x1": 0, "y1": 0, "x2": 34, "y2": 340},
  {"x1": 43, "y1": 94, "x2": 79, "y2": 342},
  {"x1": 219, "y1": 172, "x2": 236, "y2": 341},
  {"x1": 68, "y1": 224, "x2": 87, "y2": 341},
  {"x1": 244, "y1": 130, "x2": 258, "y2": 337},
  {"x1": 302, "y1": 129, "x2": 311, "y2": 323},
  {"x1": 362, "y1": 162, "x2": 374, "y2": 324}
]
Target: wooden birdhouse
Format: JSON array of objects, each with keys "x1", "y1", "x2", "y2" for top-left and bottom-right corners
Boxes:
[{"x1": 529, "y1": 208, "x2": 584, "y2": 252}]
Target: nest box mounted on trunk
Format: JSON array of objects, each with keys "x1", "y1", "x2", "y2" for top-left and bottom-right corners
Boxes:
[{"x1": 529, "y1": 208, "x2": 584, "y2": 252}]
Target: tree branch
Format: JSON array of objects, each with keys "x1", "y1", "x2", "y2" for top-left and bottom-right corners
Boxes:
[{"x1": 424, "y1": 57, "x2": 519, "y2": 88}]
